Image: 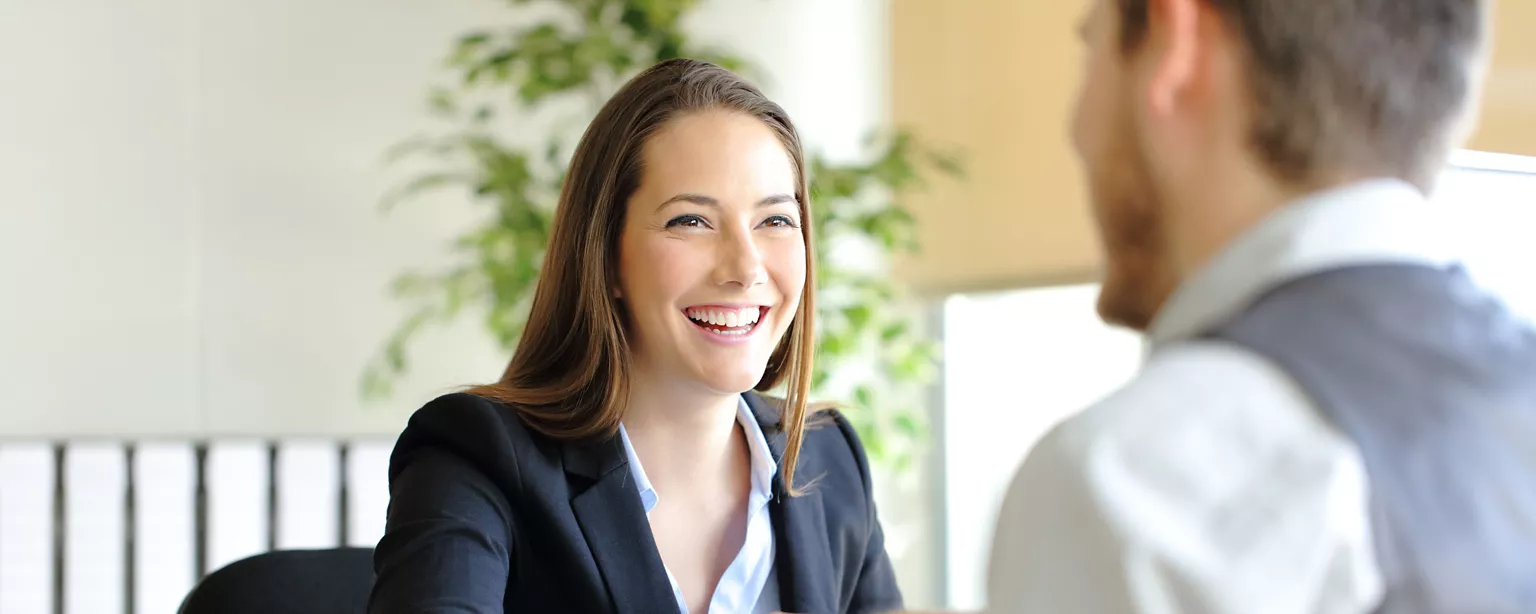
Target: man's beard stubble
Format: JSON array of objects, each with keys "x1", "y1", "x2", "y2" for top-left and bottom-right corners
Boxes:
[{"x1": 1092, "y1": 143, "x2": 1177, "y2": 333}]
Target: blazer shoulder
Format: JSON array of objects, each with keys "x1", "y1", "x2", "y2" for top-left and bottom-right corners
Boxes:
[
  {"x1": 388, "y1": 392, "x2": 535, "y2": 486},
  {"x1": 798, "y1": 407, "x2": 876, "y2": 498}
]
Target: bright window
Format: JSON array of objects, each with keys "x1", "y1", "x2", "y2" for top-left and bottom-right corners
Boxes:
[
  {"x1": 1435, "y1": 151, "x2": 1536, "y2": 320},
  {"x1": 939, "y1": 284, "x2": 1142, "y2": 609}
]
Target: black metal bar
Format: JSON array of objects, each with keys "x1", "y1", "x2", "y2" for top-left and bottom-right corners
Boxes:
[
  {"x1": 52, "y1": 444, "x2": 65, "y2": 614},
  {"x1": 267, "y1": 441, "x2": 279, "y2": 552},
  {"x1": 337, "y1": 442, "x2": 350, "y2": 547},
  {"x1": 193, "y1": 443, "x2": 208, "y2": 581},
  {"x1": 124, "y1": 444, "x2": 137, "y2": 614}
]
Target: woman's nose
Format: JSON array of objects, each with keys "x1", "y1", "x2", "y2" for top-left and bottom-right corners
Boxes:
[{"x1": 714, "y1": 229, "x2": 768, "y2": 288}]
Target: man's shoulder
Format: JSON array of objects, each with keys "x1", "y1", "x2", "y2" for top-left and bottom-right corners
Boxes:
[
  {"x1": 1036, "y1": 339, "x2": 1358, "y2": 492},
  {"x1": 989, "y1": 340, "x2": 1384, "y2": 611}
]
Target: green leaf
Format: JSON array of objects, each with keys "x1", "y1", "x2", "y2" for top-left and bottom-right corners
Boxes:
[
  {"x1": 428, "y1": 88, "x2": 457, "y2": 115},
  {"x1": 819, "y1": 332, "x2": 850, "y2": 360},
  {"x1": 379, "y1": 171, "x2": 471, "y2": 212},
  {"x1": 360, "y1": 365, "x2": 394, "y2": 400},
  {"x1": 460, "y1": 45, "x2": 517, "y2": 87},
  {"x1": 450, "y1": 31, "x2": 494, "y2": 65},
  {"x1": 618, "y1": 4, "x2": 648, "y2": 31},
  {"x1": 810, "y1": 369, "x2": 831, "y2": 392},
  {"x1": 862, "y1": 427, "x2": 888, "y2": 463},
  {"x1": 655, "y1": 33, "x2": 684, "y2": 60},
  {"x1": 891, "y1": 345, "x2": 937, "y2": 382},
  {"x1": 843, "y1": 304, "x2": 872, "y2": 329},
  {"x1": 390, "y1": 271, "x2": 431, "y2": 298},
  {"x1": 853, "y1": 385, "x2": 875, "y2": 409},
  {"x1": 457, "y1": 32, "x2": 491, "y2": 47},
  {"x1": 380, "y1": 135, "x2": 433, "y2": 166},
  {"x1": 895, "y1": 411, "x2": 923, "y2": 438}
]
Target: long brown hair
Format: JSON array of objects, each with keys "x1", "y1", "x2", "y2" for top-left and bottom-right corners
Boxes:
[{"x1": 467, "y1": 58, "x2": 817, "y2": 492}]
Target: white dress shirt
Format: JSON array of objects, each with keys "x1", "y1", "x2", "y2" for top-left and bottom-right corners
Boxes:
[
  {"x1": 986, "y1": 179, "x2": 1459, "y2": 613},
  {"x1": 618, "y1": 396, "x2": 781, "y2": 614}
]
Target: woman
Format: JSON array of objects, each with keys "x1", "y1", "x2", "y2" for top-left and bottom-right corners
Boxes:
[{"x1": 368, "y1": 58, "x2": 902, "y2": 614}]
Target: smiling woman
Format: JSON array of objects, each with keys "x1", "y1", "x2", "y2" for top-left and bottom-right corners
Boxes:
[
  {"x1": 619, "y1": 109, "x2": 808, "y2": 404},
  {"x1": 367, "y1": 59, "x2": 903, "y2": 614}
]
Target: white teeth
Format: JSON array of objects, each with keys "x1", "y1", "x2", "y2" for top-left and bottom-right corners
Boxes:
[{"x1": 687, "y1": 306, "x2": 762, "y2": 329}]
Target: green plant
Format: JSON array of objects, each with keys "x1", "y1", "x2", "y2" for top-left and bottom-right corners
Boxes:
[{"x1": 364, "y1": 0, "x2": 960, "y2": 471}]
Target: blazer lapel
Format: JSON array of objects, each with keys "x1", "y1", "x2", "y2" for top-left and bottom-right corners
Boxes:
[
  {"x1": 564, "y1": 436, "x2": 676, "y2": 614},
  {"x1": 746, "y1": 393, "x2": 837, "y2": 614}
]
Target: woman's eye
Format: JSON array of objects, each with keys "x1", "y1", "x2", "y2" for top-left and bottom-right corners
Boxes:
[
  {"x1": 761, "y1": 215, "x2": 800, "y2": 229},
  {"x1": 665, "y1": 214, "x2": 708, "y2": 229}
]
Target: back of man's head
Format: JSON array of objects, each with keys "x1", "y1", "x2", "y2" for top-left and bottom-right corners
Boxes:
[{"x1": 1116, "y1": 0, "x2": 1489, "y2": 191}]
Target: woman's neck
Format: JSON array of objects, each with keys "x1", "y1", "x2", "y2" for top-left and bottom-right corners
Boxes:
[{"x1": 621, "y1": 376, "x2": 748, "y2": 497}]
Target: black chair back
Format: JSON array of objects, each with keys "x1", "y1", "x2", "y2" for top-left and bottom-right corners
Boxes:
[{"x1": 178, "y1": 547, "x2": 374, "y2": 614}]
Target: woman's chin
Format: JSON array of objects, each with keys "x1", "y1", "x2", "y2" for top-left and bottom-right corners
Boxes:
[{"x1": 690, "y1": 364, "x2": 769, "y2": 396}]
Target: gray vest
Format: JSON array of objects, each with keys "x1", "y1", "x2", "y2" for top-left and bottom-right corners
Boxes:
[{"x1": 1209, "y1": 264, "x2": 1536, "y2": 613}]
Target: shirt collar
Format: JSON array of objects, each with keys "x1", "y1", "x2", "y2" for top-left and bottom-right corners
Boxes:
[
  {"x1": 618, "y1": 395, "x2": 779, "y2": 514},
  {"x1": 1149, "y1": 178, "x2": 1458, "y2": 346}
]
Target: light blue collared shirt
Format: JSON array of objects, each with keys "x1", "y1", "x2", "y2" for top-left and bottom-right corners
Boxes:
[{"x1": 618, "y1": 396, "x2": 780, "y2": 614}]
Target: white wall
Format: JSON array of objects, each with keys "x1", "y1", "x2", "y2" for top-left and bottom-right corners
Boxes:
[
  {"x1": 0, "y1": 0, "x2": 891, "y2": 438},
  {"x1": 0, "y1": 0, "x2": 513, "y2": 438},
  {"x1": 687, "y1": 0, "x2": 891, "y2": 163}
]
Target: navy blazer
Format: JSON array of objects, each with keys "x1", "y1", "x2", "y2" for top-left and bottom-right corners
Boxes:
[{"x1": 368, "y1": 391, "x2": 903, "y2": 614}]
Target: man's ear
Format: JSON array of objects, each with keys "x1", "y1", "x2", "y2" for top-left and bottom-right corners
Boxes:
[{"x1": 1145, "y1": 0, "x2": 1204, "y2": 116}]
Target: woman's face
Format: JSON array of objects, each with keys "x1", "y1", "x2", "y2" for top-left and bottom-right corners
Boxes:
[{"x1": 617, "y1": 109, "x2": 807, "y2": 397}]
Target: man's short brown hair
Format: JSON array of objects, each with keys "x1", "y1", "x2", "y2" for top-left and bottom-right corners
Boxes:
[{"x1": 1117, "y1": 0, "x2": 1488, "y2": 190}]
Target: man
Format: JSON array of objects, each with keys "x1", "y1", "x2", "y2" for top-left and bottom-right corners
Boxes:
[{"x1": 984, "y1": 0, "x2": 1536, "y2": 612}]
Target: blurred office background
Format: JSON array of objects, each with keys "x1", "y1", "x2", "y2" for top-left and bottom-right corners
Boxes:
[{"x1": 1, "y1": 0, "x2": 1532, "y2": 612}]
